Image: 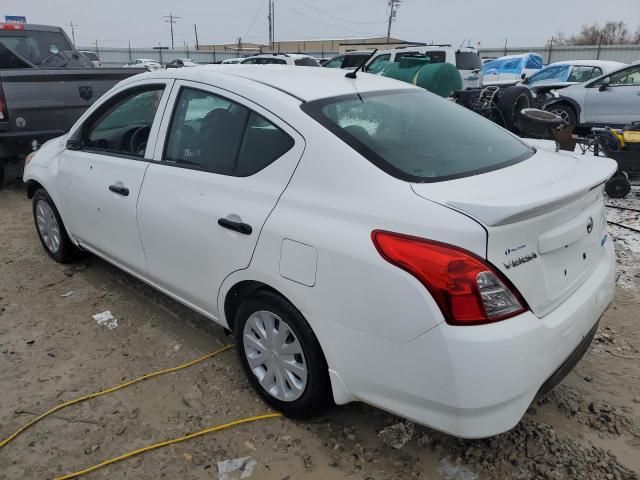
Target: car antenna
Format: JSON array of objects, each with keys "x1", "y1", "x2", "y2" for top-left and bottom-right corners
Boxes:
[{"x1": 345, "y1": 49, "x2": 378, "y2": 79}]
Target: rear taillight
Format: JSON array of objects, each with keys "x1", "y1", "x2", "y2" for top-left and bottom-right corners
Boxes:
[
  {"x1": 0, "y1": 82, "x2": 7, "y2": 121},
  {"x1": 372, "y1": 230, "x2": 527, "y2": 326},
  {"x1": 0, "y1": 23, "x2": 24, "y2": 30}
]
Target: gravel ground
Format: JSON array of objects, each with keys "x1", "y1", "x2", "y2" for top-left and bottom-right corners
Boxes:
[{"x1": 0, "y1": 179, "x2": 639, "y2": 480}]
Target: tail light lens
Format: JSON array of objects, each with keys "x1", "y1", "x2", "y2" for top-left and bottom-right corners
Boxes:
[
  {"x1": 371, "y1": 230, "x2": 527, "y2": 325},
  {"x1": 0, "y1": 82, "x2": 7, "y2": 121}
]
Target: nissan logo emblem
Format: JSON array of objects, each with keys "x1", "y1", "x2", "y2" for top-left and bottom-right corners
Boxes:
[{"x1": 586, "y1": 216, "x2": 594, "y2": 234}]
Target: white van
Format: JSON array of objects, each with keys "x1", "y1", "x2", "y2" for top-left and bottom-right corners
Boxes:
[{"x1": 365, "y1": 45, "x2": 483, "y2": 89}]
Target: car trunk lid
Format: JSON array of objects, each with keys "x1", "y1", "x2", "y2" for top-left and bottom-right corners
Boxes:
[{"x1": 411, "y1": 148, "x2": 616, "y2": 317}]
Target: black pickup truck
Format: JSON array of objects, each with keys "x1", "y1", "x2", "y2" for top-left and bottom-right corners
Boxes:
[{"x1": 0, "y1": 23, "x2": 144, "y2": 184}]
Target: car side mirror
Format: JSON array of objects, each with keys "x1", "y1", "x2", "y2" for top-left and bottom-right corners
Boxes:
[
  {"x1": 599, "y1": 79, "x2": 610, "y2": 91},
  {"x1": 520, "y1": 72, "x2": 527, "y2": 80},
  {"x1": 66, "y1": 138, "x2": 82, "y2": 150}
]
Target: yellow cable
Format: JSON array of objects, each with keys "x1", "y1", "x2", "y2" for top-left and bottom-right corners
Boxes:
[
  {"x1": 0, "y1": 344, "x2": 235, "y2": 449},
  {"x1": 52, "y1": 412, "x2": 283, "y2": 480}
]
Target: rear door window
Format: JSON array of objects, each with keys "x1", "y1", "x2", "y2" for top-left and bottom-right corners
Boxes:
[{"x1": 164, "y1": 87, "x2": 293, "y2": 176}]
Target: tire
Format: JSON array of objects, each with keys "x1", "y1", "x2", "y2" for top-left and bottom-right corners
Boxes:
[
  {"x1": 234, "y1": 290, "x2": 331, "y2": 418},
  {"x1": 605, "y1": 174, "x2": 631, "y2": 199},
  {"x1": 32, "y1": 188, "x2": 82, "y2": 263},
  {"x1": 496, "y1": 86, "x2": 533, "y2": 132},
  {"x1": 545, "y1": 103, "x2": 577, "y2": 131}
]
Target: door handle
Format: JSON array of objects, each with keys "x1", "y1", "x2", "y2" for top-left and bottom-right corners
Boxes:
[
  {"x1": 218, "y1": 218, "x2": 252, "y2": 235},
  {"x1": 109, "y1": 184, "x2": 129, "y2": 196}
]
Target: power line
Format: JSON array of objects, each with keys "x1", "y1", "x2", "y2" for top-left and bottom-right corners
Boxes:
[
  {"x1": 277, "y1": 0, "x2": 384, "y2": 37},
  {"x1": 243, "y1": 0, "x2": 264, "y2": 39},
  {"x1": 295, "y1": 0, "x2": 386, "y2": 25},
  {"x1": 163, "y1": 13, "x2": 181, "y2": 49},
  {"x1": 66, "y1": 21, "x2": 79, "y2": 46}
]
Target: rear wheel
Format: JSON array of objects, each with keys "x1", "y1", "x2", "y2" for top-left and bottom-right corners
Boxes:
[
  {"x1": 496, "y1": 86, "x2": 533, "y2": 132},
  {"x1": 32, "y1": 189, "x2": 82, "y2": 263},
  {"x1": 234, "y1": 290, "x2": 330, "y2": 418}
]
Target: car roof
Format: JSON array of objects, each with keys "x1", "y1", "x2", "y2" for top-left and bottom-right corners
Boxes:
[
  {"x1": 250, "y1": 53, "x2": 312, "y2": 59},
  {"x1": 136, "y1": 65, "x2": 416, "y2": 102},
  {"x1": 547, "y1": 60, "x2": 626, "y2": 69}
]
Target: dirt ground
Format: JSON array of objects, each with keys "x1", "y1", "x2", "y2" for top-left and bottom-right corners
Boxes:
[{"x1": 1, "y1": 178, "x2": 639, "y2": 480}]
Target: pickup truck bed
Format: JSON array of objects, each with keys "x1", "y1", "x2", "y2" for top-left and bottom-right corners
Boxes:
[{"x1": 0, "y1": 23, "x2": 144, "y2": 184}]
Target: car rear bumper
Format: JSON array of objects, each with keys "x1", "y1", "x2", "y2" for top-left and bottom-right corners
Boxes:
[{"x1": 319, "y1": 240, "x2": 615, "y2": 438}]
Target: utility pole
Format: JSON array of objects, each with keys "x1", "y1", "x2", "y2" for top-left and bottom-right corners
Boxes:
[
  {"x1": 386, "y1": 0, "x2": 401, "y2": 43},
  {"x1": 237, "y1": 37, "x2": 242, "y2": 56},
  {"x1": 163, "y1": 13, "x2": 180, "y2": 50},
  {"x1": 268, "y1": 0, "x2": 272, "y2": 47},
  {"x1": 272, "y1": 0, "x2": 276, "y2": 45},
  {"x1": 66, "y1": 21, "x2": 78, "y2": 46},
  {"x1": 194, "y1": 24, "x2": 200, "y2": 50}
]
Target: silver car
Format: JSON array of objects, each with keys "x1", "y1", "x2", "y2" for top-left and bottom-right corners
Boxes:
[{"x1": 544, "y1": 63, "x2": 640, "y2": 129}]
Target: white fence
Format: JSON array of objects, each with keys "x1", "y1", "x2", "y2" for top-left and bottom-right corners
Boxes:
[{"x1": 478, "y1": 44, "x2": 640, "y2": 64}]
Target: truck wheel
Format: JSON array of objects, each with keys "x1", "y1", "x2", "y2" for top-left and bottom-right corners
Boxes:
[
  {"x1": 605, "y1": 174, "x2": 631, "y2": 199},
  {"x1": 32, "y1": 188, "x2": 82, "y2": 263},
  {"x1": 497, "y1": 86, "x2": 533, "y2": 132},
  {"x1": 545, "y1": 103, "x2": 577, "y2": 131}
]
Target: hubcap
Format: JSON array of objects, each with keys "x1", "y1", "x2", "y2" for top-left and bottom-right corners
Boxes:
[
  {"x1": 551, "y1": 108, "x2": 570, "y2": 124},
  {"x1": 35, "y1": 200, "x2": 61, "y2": 254},
  {"x1": 243, "y1": 310, "x2": 308, "y2": 402}
]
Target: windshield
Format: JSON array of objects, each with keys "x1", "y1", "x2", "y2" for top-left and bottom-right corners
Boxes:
[
  {"x1": 0, "y1": 31, "x2": 73, "y2": 65},
  {"x1": 528, "y1": 65, "x2": 570, "y2": 85},
  {"x1": 301, "y1": 90, "x2": 534, "y2": 182},
  {"x1": 455, "y1": 51, "x2": 481, "y2": 70}
]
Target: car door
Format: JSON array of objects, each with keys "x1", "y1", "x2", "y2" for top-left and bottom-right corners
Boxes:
[
  {"x1": 137, "y1": 81, "x2": 304, "y2": 318},
  {"x1": 56, "y1": 80, "x2": 174, "y2": 273},
  {"x1": 584, "y1": 64, "x2": 640, "y2": 125}
]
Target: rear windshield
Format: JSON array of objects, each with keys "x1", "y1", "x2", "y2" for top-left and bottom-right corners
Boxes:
[
  {"x1": 397, "y1": 51, "x2": 445, "y2": 63},
  {"x1": 294, "y1": 57, "x2": 320, "y2": 67},
  {"x1": 301, "y1": 90, "x2": 533, "y2": 182},
  {"x1": 242, "y1": 57, "x2": 286, "y2": 65},
  {"x1": 455, "y1": 51, "x2": 481, "y2": 70},
  {"x1": 0, "y1": 31, "x2": 73, "y2": 65},
  {"x1": 341, "y1": 54, "x2": 371, "y2": 69}
]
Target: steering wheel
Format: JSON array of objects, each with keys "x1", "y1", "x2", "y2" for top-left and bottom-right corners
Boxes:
[{"x1": 129, "y1": 126, "x2": 151, "y2": 156}]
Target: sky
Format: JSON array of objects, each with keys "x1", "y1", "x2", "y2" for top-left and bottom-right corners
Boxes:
[{"x1": 4, "y1": 0, "x2": 640, "y2": 48}]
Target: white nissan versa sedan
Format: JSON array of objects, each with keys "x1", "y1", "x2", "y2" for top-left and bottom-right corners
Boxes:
[{"x1": 24, "y1": 66, "x2": 617, "y2": 438}]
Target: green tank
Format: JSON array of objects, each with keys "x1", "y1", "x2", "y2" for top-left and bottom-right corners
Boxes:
[{"x1": 381, "y1": 57, "x2": 463, "y2": 98}]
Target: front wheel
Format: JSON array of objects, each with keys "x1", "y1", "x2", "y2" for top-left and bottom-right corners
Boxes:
[
  {"x1": 234, "y1": 290, "x2": 331, "y2": 418},
  {"x1": 546, "y1": 103, "x2": 577, "y2": 131},
  {"x1": 32, "y1": 188, "x2": 82, "y2": 263}
]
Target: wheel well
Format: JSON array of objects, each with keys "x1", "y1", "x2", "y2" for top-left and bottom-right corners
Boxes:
[
  {"x1": 26, "y1": 180, "x2": 44, "y2": 199},
  {"x1": 224, "y1": 280, "x2": 283, "y2": 332}
]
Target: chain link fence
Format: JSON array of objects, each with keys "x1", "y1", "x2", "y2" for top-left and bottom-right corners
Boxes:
[
  {"x1": 81, "y1": 44, "x2": 640, "y2": 68},
  {"x1": 77, "y1": 46, "x2": 338, "y2": 67}
]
